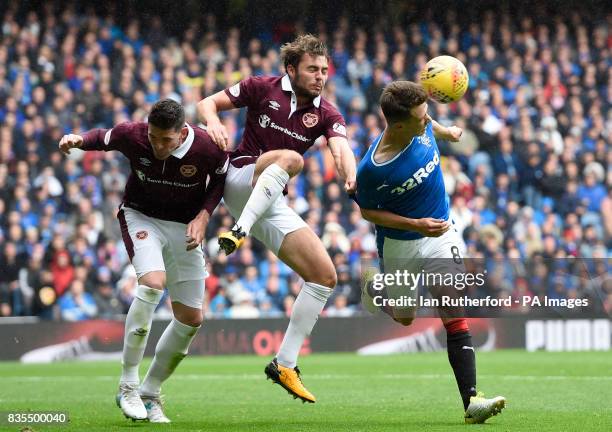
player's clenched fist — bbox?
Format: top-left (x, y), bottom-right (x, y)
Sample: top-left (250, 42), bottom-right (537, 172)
top-left (413, 217), bottom-right (451, 237)
top-left (344, 178), bottom-right (357, 194)
top-left (58, 134), bottom-right (84, 155)
top-left (446, 126), bottom-right (463, 142)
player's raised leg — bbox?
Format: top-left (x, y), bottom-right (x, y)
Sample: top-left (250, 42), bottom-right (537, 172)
top-left (116, 271), bottom-right (164, 421)
top-left (263, 227), bottom-right (336, 403)
top-left (362, 237), bottom-right (421, 322)
top-left (218, 150), bottom-right (302, 255)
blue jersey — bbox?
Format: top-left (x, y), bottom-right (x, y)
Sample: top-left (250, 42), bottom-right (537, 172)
top-left (355, 122), bottom-right (450, 248)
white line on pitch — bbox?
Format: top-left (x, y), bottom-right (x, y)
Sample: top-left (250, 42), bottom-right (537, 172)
top-left (2, 373), bottom-right (611, 382)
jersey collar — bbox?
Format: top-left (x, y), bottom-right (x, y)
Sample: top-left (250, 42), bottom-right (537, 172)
top-left (171, 123), bottom-right (194, 159)
top-left (281, 75), bottom-right (321, 118)
top-left (370, 130), bottom-right (415, 166)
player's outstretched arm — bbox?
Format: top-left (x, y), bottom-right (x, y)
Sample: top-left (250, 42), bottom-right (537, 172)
top-left (360, 208), bottom-right (451, 237)
top-left (430, 116), bottom-right (462, 142)
top-left (58, 133), bottom-right (84, 155)
top-left (197, 91), bottom-right (236, 151)
top-left (328, 137), bottom-right (357, 193)
top-left (59, 126), bottom-right (128, 154)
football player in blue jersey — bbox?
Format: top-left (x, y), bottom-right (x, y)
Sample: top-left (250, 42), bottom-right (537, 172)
top-left (355, 81), bottom-right (505, 424)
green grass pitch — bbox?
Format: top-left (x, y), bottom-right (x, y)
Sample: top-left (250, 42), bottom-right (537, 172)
top-left (1, 350), bottom-right (610, 431)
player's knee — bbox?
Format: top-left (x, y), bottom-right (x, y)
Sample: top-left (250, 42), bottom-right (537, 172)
top-left (187, 316), bottom-right (204, 328)
top-left (278, 150), bottom-right (304, 176)
top-left (146, 283), bottom-right (165, 292)
top-left (316, 269), bottom-right (337, 288)
top-left (303, 267), bottom-right (337, 288)
top-left (139, 274), bottom-right (166, 292)
top-left (175, 311), bottom-right (203, 328)
top-left (393, 317), bottom-right (415, 326)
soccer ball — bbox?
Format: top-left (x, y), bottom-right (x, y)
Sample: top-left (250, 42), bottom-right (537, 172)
top-left (419, 55), bottom-right (469, 104)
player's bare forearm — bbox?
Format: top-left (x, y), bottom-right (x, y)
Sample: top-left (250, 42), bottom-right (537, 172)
top-left (360, 208), bottom-right (417, 231)
top-left (192, 209), bottom-right (210, 232)
top-left (340, 144), bottom-right (357, 180)
top-left (431, 118), bottom-right (462, 142)
top-left (192, 209), bottom-right (210, 235)
top-left (197, 97), bottom-right (219, 125)
top-left (430, 117), bottom-right (446, 138)
top-left (360, 208), bottom-right (450, 237)
top-left (329, 137), bottom-right (357, 193)
top-left (342, 151), bottom-right (357, 193)
top-left (198, 91), bottom-right (236, 123)
top-left (329, 142), bottom-right (345, 177)
top-left (193, 209), bottom-right (210, 221)
top-left (198, 91), bottom-right (236, 150)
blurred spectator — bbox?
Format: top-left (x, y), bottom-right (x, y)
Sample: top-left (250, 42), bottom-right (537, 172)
top-left (50, 250), bottom-right (74, 297)
top-left (209, 285), bottom-right (230, 319)
top-left (93, 279), bottom-right (123, 318)
top-left (58, 279), bottom-right (98, 321)
top-left (228, 291), bottom-right (260, 319)
top-left (325, 294), bottom-right (356, 317)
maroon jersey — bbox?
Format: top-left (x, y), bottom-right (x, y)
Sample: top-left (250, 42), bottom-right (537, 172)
top-left (82, 122), bottom-right (228, 224)
top-left (225, 75), bottom-right (347, 158)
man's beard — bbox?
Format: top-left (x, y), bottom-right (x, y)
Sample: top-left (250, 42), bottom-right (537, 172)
top-left (292, 73), bottom-right (321, 99)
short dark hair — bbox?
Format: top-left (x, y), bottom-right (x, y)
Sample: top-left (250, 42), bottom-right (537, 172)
top-left (280, 34), bottom-right (328, 72)
top-left (379, 81), bottom-right (428, 124)
top-left (148, 99), bottom-right (185, 131)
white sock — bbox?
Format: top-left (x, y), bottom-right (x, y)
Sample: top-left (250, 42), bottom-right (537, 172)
top-left (276, 282), bottom-right (332, 369)
top-left (139, 318), bottom-right (201, 397)
top-left (236, 163), bottom-right (290, 235)
top-left (120, 285), bottom-right (164, 384)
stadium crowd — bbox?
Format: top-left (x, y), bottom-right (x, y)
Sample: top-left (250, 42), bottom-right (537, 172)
top-left (0, 2), bottom-right (610, 320)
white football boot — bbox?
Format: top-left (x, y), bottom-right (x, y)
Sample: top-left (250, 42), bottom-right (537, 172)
top-left (116, 382), bottom-right (147, 420)
top-left (141, 395), bottom-right (171, 423)
top-left (464, 392), bottom-right (506, 424)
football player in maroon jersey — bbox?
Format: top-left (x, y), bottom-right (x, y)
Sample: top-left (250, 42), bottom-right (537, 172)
top-left (198, 34), bottom-right (356, 403)
top-left (59, 99), bottom-right (228, 422)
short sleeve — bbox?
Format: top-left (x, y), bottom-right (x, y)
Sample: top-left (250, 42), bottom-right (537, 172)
top-left (355, 166), bottom-right (381, 210)
top-left (224, 76), bottom-right (265, 109)
top-left (102, 123), bottom-right (132, 151)
top-left (323, 114), bottom-right (347, 140)
top-left (80, 122), bottom-right (132, 152)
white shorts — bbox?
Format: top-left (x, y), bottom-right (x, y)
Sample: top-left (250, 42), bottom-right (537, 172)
top-left (381, 227), bottom-right (467, 316)
top-left (118, 207), bottom-right (207, 308)
top-left (223, 159), bottom-right (308, 254)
